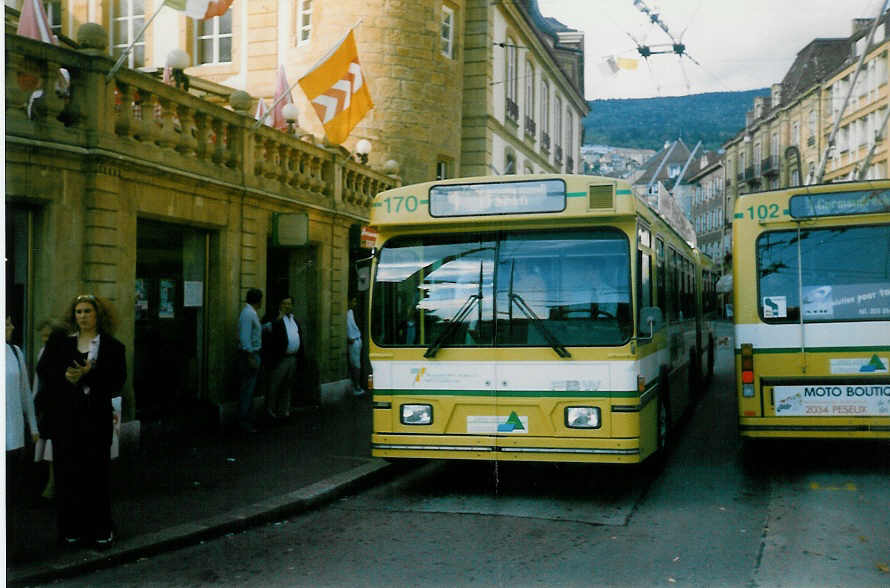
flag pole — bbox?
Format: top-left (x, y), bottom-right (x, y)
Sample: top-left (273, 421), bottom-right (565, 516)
top-left (106, 0), bottom-right (169, 82)
top-left (253, 18), bottom-right (364, 130)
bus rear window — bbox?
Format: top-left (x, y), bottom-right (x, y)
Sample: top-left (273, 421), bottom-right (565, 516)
top-left (756, 224), bottom-right (890, 322)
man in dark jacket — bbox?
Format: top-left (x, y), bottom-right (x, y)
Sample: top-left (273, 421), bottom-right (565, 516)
top-left (262, 296), bottom-right (306, 419)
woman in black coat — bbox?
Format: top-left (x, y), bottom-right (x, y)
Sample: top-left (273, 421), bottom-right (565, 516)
top-left (37, 294), bottom-right (126, 549)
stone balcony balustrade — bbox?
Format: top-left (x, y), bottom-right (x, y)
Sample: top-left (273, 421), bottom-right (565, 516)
top-left (5, 26), bottom-right (398, 216)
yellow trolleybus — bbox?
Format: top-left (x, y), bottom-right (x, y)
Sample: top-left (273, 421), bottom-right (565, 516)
top-left (367, 174), bottom-right (716, 464)
top-left (732, 181), bottom-right (890, 439)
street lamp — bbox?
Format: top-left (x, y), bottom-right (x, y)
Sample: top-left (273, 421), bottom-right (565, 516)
top-left (282, 103), bottom-right (300, 134)
top-left (166, 49), bottom-right (190, 91)
top-left (355, 139), bottom-right (371, 164)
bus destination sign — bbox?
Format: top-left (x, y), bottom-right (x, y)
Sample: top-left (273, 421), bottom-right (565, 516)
top-left (789, 189), bottom-right (890, 219)
top-left (429, 179), bottom-right (566, 217)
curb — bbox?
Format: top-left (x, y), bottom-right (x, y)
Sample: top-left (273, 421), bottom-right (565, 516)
top-left (8, 459), bottom-right (394, 586)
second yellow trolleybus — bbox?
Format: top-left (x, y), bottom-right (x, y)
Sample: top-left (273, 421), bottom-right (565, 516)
top-left (732, 180), bottom-right (890, 439)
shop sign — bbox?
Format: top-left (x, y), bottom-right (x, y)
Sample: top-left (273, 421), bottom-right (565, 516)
top-left (360, 225), bottom-right (378, 249)
top-left (273, 213), bottom-right (309, 246)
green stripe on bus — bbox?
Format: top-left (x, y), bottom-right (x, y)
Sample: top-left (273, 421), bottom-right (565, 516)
top-left (420, 200), bottom-right (429, 204)
top-left (566, 191), bottom-right (586, 198)
top-left (373, 202), bottom-right (382, 207)
top-left (735, 345), bottom-right (890, 354)
top-left (616, 189), bottom-right (632, 195)
top-left (375, 389), bottom-right (639, 398)
top-left (734, 213), bottom-right (744, 219)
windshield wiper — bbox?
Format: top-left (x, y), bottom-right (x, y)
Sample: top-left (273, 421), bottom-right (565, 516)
top-left (510, 293), bottom-right (571, 358)
top-left (424, 294), bottom-right (481, 358)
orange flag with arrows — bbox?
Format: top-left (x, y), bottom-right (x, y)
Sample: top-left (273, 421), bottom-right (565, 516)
top-left (299, 29), bottom-right (373, 145)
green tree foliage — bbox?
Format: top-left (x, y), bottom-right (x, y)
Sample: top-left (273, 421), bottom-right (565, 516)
top-left (582, 89), bottom-right (770, 151)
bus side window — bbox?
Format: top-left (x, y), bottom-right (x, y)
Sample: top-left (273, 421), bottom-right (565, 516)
top-left (668, 248), bottom-right (678, 321)
top-left (655, 237), bottom-right (665, 320)
top-left (636, 249), bottom-right (652, 328)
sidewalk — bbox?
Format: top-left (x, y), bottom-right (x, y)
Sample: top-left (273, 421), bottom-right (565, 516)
top-left (6, 392), bottom-right (392, 586)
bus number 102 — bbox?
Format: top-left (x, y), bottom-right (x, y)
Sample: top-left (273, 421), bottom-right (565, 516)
top-left (746, 204), bottom-right (780, 220)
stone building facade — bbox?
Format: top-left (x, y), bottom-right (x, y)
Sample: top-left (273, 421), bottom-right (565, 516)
top-left (5, 25), bottom-right (396, 437)
top-left (723, 16), bottom-right (889, 213)
top-left (686, 152), bottom-right (727, 270)
top-left (42, 0), bottom-right (585, 185)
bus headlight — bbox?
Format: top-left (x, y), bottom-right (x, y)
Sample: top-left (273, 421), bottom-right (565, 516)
top-left (401, 404), bottom-right (433, 425)
top-left (565, 406), bottom-right (601, 429)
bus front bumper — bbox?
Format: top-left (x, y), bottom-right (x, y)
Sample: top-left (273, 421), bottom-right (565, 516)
top-left (371, 434), bottom-right (643, 464)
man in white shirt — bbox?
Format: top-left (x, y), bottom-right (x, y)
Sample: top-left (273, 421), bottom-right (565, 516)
top-left (262, 296), bottom-right (305, 419)
top-left (237, 288), bottom-right (263, 432)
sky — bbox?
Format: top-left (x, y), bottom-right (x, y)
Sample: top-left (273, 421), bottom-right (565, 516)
top-left (537, 0), bottom-right (883, 100)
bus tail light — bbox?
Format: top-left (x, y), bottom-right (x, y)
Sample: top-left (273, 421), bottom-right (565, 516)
top-left (637, 375), bottom-right (646, 394)
top-left (367, 373), bottom-right (374, 391)
top-left (741, 343), bottom-right (755, 397)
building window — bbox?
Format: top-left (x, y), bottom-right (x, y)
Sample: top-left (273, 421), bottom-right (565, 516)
top-left (196, 10), bottom-right (232, 64)
top-left (554, 96), bottom-right (562, 147)
top-left (505, 36), bottom-right (518, 122)
top-left (566, 110), bottom-right (573, 151)
top-left (540, 79), bottom-right (550, 150)
top-left (668, 163), bottom-right (681, 178)
top-left (524, 60), bottom-right (535, 134)
top-left (436, 160), bottom-right (449, 180)
top-left (753, 142), bottom-right (761, 175)
top-left (111, 0), bottom-right (145, 69)
top-left (524, 163), bottom-right (534, 175)
top-left (297, 0), bottom-right (312, 46)
top-left (505, 150), bottom-right (516, 175)
top-left (44, 1), bottom-right (62, 37)
top-left (440, 5), bottom-right (454, 58)
top-left (791, 121), bottom-right (800, 146)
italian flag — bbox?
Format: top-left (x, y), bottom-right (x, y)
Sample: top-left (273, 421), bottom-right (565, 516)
top-left (166, 0), bottom-right (234, 20)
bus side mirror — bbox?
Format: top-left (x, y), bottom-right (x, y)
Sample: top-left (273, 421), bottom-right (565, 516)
top-left (639, 306), bottom-right (664, 339)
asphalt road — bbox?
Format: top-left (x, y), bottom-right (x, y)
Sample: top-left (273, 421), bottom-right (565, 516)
top-left (45, 324), bottom-right (890, 587)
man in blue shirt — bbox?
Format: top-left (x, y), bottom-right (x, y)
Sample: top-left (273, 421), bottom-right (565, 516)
top-left (237, 288), bottom-right (263, 432)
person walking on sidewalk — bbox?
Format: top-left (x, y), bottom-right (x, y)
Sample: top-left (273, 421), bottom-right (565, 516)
top-left (346, 296), bottom-right (365, 396)
top-left (36, 295), bottom-right (126, 550)
top-left (237, 288), bottom-right (263, 432)
top-left (262, 295), bottom-right (305, 419)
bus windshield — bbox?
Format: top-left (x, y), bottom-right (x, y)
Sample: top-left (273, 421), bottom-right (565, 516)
top-left (371, 228), bottom-right (632, 347)
top-left (757, 223), bottom-right (890, 322)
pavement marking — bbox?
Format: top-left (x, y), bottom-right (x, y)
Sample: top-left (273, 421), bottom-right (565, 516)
top-left (808, 481), bottom-right (857, 492)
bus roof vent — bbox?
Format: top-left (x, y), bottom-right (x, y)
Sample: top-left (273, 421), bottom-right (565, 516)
top-left (588, 185), bottom-right (615, 209)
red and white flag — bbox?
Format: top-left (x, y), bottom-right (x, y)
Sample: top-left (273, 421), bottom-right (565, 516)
top-left (17, 0), bottom-right (57, 44)
top-left (271, 65), bottom-right (294, 132)
top-left (299, 29), bottom-right (373, 145)
top-left (166, 0), bottom-right (234, 20)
